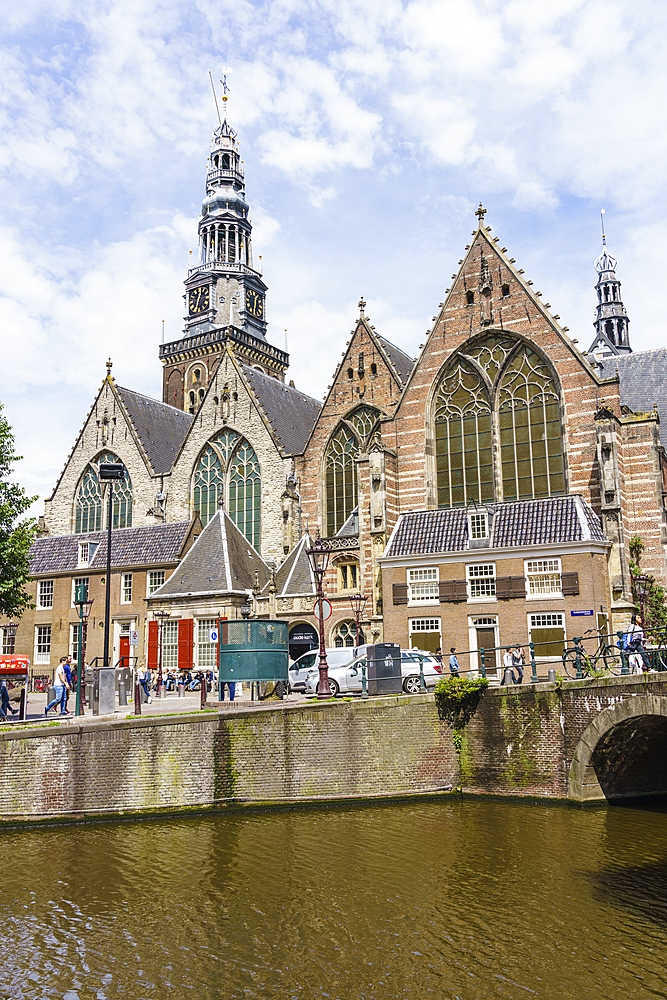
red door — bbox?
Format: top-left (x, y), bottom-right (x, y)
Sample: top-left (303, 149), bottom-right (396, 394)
top-left (119, 634), bottom-right (130, 667)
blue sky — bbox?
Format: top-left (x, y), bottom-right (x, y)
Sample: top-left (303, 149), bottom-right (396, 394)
top-left (2, 0), bottom-right (666, 515)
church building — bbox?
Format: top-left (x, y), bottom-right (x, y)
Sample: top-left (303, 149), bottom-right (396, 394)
top-left (3, 110), bottom-right (667, 678)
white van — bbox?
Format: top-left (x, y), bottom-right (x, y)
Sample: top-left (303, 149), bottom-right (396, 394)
top-left (288, 645), bottom-right (370, 693)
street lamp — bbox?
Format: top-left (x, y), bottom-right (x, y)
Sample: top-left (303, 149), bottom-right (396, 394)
top-left (3, 622), bottom-right (17, 654)
top-left (154, 610), bottom-right (171, 697)
top-left (348, 593), bottom-right (367, 648)
top-left (240, 602), bottom-right (252, 620)
top-left (634, 574), bottom-right (652, 627)
top-left (73, 583), bottom-right (94, 716)
top-left (306, 529), bottom-right (332, 699)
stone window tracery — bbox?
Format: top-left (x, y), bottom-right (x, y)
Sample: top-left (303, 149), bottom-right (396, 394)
top-left (74, 451), bottom-right (132, 533)
top-left (434, 336), bottom-right (565, 507)
top-left (192, 430), bottom-right (261, 548)
top-left (325, 406), bottom-right (382, 536)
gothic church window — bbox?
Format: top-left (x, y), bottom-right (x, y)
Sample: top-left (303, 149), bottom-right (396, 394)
top-left (192, 430), bottom-right (261, 548)
top-left (325, 406), bottom-right (381, 536)
top-left (434, 336), bottom-right (565, 507)
top-left (74, 451), bottom-right (132, 533)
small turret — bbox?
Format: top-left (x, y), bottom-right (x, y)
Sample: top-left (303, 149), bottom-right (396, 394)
top-left (587, 211), bottom-right (631, 360)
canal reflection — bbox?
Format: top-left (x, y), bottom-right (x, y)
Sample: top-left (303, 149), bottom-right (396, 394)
top-left (1, 798), bottom-right (666, 999)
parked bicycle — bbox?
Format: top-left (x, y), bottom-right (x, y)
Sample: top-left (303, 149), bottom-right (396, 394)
top-left (562, 628), bottom-right (622, 678)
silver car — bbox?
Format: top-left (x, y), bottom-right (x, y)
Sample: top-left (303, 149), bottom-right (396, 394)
top-left (304, 648), bottom-right (442, 696)
top-left (288, 645), bottom-right (371, 693)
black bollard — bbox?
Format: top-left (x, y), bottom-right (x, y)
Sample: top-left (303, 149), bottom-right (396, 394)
top-left (200, 674), bottom-right (207, 710)
top-left (134, 680), bottom-right (141, 715)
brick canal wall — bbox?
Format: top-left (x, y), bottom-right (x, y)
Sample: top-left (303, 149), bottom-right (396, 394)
top-left (2, 676), bottom-right (666, 825)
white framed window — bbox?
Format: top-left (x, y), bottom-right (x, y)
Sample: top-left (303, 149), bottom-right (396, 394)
top-left (525, 558), bottom-right (562, 598)
top-left (409, 617), bottom-right (442, 654)
top-left (121, 573), bottom-right (133, 604)
top-left (148, 570), bottom-right (165, 595)
top-left (72, 577), bottom-right (90, 607)
top-left (528, 612), bottom-right (565, 658)
top-left (467, 563), bottom-right (496, 600)
top-left (1, 627), bottom-right (16, 655)
top-left (468, 512), bottom-right (489, 540)
top-left (197, 618), bottom-right (217, 668)
top-left (37, 580), bottom-right (54, 609)
top-left (161, 620), bottom-right (179, 671)
top-left (35, 625), bottom-right (51, 664)
top-left (337, 562), bottom-right (359, 592)
top-left (77, 541), bottom-right (98, 568)
top-left (408, 567), bottom-right (439, 604)
top-left (69, 623), bottom-right (82, 664)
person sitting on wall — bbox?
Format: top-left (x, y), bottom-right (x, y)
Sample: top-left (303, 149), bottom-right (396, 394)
top-left (448, 648), bottom-right (460, 678)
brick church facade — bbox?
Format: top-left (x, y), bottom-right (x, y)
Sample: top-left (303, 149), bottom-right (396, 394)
top-left (3, 113), bottom-right (667, 676)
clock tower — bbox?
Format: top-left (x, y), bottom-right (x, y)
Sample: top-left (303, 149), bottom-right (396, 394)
top-left (160, 112), bottom-right (288, 411)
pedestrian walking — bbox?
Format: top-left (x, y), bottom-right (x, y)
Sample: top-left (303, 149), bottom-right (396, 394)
top-left (0, 681), bottom-right (17, 722)
top-left (624, 614), bottom-right (651, 672)
top-left (63, 655), bottom-right (73, 710)
top-left (139, 662), bottom-right (152, 704)
top-left (45, 657), bottom-right (71, 716)
top-left (448, 647), bottom-right (460, 678)
top-left (512, 646), bottom-right (525, 685)
top-left (501, 647), bottom-right (515, 685)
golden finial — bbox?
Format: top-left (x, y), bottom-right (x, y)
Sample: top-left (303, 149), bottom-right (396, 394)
top-left (475, 203), bottom-right (487, 227)
top-left (106, 358), bottom-right (113, 380)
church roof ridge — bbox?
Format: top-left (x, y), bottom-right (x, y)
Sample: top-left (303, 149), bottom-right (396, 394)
top-left (239, 363), bottom-right (321, 456)
top-left (115, 384), bottom-right (194, 476)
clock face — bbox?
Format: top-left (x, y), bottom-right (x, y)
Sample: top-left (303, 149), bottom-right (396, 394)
top-left (245, 288), bottom-right (264, 319)
top-left (188, 285), bottom-right (210, 315)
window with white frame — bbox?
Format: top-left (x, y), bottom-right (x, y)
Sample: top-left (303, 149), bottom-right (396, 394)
top-left (148, 570), bottom-right (165, 595)
top-left (161, 620), bottom-right (179, 671)
top-left (37, 580), bottom-right (54, 609)
top-left (35, 625), bottom-right (51, 663)
top-left (468, 512), bottom-right (489, 540)
top-left (69, 623), bottom-right (82, 664)
top-left (72, 577), bottom-right (90, 606)
top-left (408, 567), bottom-right (439, 603)
top-left (529, 613), bottom-right (565, 658)
top-left (2, 627), bottom-right (16, 655)
top-left (197, 618), bottom-right (217, 668)
top-left (77, 541), bottom-right (98, 568)
top-left (409, 617), bottom-right (442, 653)
top-left (525, 558), bottom-right (562, 597)
top-left (467, 563), bottom-right (496, 599)
top-left (121, 573), bottom-right (133, 604)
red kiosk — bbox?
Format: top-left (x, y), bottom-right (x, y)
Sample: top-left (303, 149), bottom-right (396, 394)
top-left (0, 654), bottom-right (29, 721)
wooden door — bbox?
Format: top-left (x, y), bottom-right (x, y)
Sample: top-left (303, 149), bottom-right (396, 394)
top-left (476, 628), bottom-right (497, 675)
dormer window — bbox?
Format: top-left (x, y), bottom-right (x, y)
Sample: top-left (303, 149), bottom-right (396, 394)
top-left (78, 541), bottom-right (98, 568)
top-left (468, 512), bottom-right (489, 541)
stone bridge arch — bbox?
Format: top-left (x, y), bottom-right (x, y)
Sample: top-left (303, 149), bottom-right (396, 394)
top-left (568, 695), bottom-right (667, 803)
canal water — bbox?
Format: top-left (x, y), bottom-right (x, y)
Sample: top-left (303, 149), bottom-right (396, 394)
top-left (1, 798), bottom-right (666, 999)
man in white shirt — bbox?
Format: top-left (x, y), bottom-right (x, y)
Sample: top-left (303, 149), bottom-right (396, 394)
top-left (45, 657), bottom-right (71, 716)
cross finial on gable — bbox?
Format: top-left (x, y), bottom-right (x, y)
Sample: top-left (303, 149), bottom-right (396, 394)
top-left (475, 203), bottom-right (487, 228)
top-left (358, 296), bottom-right (366, 317)
top-left (106, 358), bottom-right (113, 381)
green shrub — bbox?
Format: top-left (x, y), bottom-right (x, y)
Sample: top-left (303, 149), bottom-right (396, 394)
top-left (434, 675), bottom-right (488, 729)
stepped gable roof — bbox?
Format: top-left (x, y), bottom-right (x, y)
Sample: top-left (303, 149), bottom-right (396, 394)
top-left (266, 535), bottom-right (315, 597)
top-left (116, 386), bottom-right (193, 475)
top-left (385, 496), bottom-right (606, 557)
top-left (148, 510), bottom-right (270, 599)
top-left (240, 365), bottom-right (321, 455)
top-left (376, 335), bottom-right (415, 385)
top-left (29, 522), bottom-right (192, 575)
top-left (598, 349), bottom-right (667, 428)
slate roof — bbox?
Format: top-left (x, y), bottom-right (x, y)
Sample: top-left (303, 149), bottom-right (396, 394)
top-left (376, 335), bottom-right (415, 385)
top-left (240, 365), bottom-right (321, 455)
top-left (385, 496), bottom-right (606, 557)
top-left (149, 510), bottom-right (270, 598)
top-left (598, 349), bottom-right (667, 429)
top-left (266, 534), bottom-right (315, 597)
top-left (29, 522), bottom-right (192, 575)
top-left (337, 507), bottom-right (359, 537)
top-left (116, 386), bottom-right (193, 475)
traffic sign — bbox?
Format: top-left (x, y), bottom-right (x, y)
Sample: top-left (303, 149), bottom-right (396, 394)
top-left (210, 628), bottom-right (219, 642)
top-left (313, 598), bottom-right (333, 621)
top-left (129, 630), bottom-right (139, 646)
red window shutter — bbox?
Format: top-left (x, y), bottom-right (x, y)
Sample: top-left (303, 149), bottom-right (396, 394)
top-left (393, 583), bottom-right (408, 605)
top-left (178, 619), bottom-right (194, 671)
top-left (147, 621), bottom-right (158, 670)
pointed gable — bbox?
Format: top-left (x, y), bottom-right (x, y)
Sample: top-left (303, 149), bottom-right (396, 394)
top-left (267, 534), bottom-right (315, 597)
top-left (148, 509), bottom-right (270, 599)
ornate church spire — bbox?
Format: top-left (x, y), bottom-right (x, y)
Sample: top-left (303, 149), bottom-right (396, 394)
top-left (588, 210), bottom-right (631, 359)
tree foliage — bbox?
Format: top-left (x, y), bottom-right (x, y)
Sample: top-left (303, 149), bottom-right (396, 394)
top-left (629, 534), bottom-right (667, 636)
top-left (0, 403), bottom-right (38, 619)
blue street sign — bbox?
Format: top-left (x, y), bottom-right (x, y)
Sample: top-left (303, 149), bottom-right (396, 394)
top-left (210, 629), bottom-right (219, 642)
top-left (570, 610), bottom-right (594, 617)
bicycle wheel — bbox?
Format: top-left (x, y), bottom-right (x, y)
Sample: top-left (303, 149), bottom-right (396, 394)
top-left (563, 650), bottom-right (591, 679)
top-left (602, 645), bottom-right (622, 675)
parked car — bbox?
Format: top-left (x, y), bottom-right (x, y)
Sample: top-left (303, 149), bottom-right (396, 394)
top-left (304, 648), bottom-right (442, 696)
top-left (288, 645), bottom-right (371, 693)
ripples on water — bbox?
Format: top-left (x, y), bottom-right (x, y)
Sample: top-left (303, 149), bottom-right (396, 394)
top-left (1, 798), bottom-right (666, 999)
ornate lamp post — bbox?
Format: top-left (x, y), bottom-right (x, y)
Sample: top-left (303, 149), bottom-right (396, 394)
top-left (154, 610), bottom-right (171, 696)
top-left (634, 574), bottom-right (652, 628)
top-left (73, 582), bottom-right (94, 716)
top-left (306, 529), bottom-right (332, 699)
top-left (348, 593), bottom-right (367, 648)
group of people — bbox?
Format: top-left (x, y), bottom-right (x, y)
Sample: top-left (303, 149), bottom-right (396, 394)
top-left (442, 645), bottom-right (525, 684)
top-left (137, 664), bottom-right (215, 703)
top-left (45, 655), bottom-right (80, 716)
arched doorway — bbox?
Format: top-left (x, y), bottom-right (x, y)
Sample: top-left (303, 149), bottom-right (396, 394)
top-left (569, 696), bottom-right (667, 802)
top-left (289, 622), bottom-right (318, 662)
